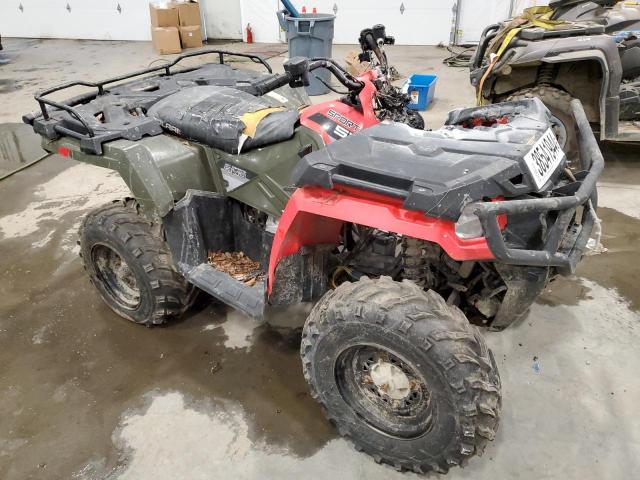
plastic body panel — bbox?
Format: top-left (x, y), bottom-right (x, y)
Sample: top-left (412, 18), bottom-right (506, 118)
top-left (46, 135), bottom-right (216, 218)
top-left (300, 70), bottom-right (380, 144)
top-left (45, 125), bottom-right (324, 220)
top-left (294, 99), bottom-right (562, 221)
top-left (267, 185), bottom-right (496, 295)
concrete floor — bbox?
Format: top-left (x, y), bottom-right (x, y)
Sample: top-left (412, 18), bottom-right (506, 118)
top-left (0, 37), bottom-right (639, 480)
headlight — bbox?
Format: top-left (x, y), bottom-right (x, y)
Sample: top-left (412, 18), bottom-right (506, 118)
top-left (455, 203), bottom-right (484, 239)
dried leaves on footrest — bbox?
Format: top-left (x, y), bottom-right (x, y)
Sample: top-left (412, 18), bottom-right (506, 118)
top-left (207, 251), bottom-right (264, 285)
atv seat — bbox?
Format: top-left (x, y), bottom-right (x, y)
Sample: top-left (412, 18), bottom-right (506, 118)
top-left (147, 86), bottom-right (299, 154)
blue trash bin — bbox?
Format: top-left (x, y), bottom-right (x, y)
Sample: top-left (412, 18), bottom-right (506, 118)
top-left (403, 74), bottom-right (438, 111)
top-left (277, 11), bottom-right (335, 96)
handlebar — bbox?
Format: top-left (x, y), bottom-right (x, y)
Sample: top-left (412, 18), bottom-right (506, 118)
top-left (308, 59), bottom-right (364, 90)
top-left (358, 24), bottom-right (394, 72)
top-left (251, 56), bottom-right (364, 97)
top-left (252, 74), bottom-right (292, 96)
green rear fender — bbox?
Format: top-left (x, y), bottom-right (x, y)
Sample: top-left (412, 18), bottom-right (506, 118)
top-left (44, 134), bottom-right (221, 219)
top-left (44, 126), bottom-right (324, 220)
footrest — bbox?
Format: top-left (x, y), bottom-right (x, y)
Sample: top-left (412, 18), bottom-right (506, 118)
top-left (183, 263), bottom-right (265, 319)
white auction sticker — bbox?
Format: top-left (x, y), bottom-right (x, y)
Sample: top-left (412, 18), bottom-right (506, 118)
top-left (523, 128), bottom-right (565, 190)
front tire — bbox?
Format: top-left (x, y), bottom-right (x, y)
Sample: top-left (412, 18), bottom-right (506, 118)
top-left (79, 199), bottom-right (196, 326)
top-left (301, 277), bottom-right (501, 474)
top-left (506, 85), bottom-right (579, 167)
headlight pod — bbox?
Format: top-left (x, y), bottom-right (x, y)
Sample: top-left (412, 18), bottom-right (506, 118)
top-left (455, 202), bottom-right (484, 239)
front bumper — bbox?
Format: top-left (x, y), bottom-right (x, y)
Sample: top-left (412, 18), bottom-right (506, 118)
top-left (472, 100), bottom-right (603, 275)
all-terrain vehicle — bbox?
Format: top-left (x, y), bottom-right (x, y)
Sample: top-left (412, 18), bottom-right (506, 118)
top-left (471, 0), bottom-right (640, 162)
top-left (25, 40), bottom-right (602, 473)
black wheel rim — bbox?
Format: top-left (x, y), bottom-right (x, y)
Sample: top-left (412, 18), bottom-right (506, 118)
top-left (335, 345), bottom-right (434, 439)
top-left (91, 244), bottom-right (141, 309)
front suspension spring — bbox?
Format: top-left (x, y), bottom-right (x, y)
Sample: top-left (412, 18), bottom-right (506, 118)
top-left (402, 237), bottom-right (426, 286)
top-left (538, 63), bottom-right (555, 85)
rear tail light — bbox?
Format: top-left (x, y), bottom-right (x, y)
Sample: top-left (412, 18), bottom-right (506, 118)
top-left (58, 146), bottom-right (71, 157)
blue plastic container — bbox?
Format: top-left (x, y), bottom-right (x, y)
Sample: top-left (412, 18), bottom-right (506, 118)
top-left (403, 74), bottom-right (438, 111)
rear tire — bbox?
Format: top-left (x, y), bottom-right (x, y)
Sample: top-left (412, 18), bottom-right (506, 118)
top-left (507, 85), bottom-right (579, 167)
top-left (301, 277), bottom-right (501, 474)
top-left (79, 199), bottom-right (196, 326)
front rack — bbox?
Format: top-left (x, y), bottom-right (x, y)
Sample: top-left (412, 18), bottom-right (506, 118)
top-left (28, 49), bottom-right (273, 138)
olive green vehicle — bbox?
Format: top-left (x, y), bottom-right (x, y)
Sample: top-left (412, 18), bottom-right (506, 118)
top-left (471, 0), bottom-right (640, 162)
top-left (24, 49), bottom-right (603, 473)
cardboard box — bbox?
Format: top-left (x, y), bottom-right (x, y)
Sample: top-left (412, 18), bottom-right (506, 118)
top-left (345, 50), bottom-right (370, 76)
top-left (174, 1), bottom-right (201, 27)
top-left (179, 25), bottom-right (203, 48)
top-left (151, 27), bottom-right (181, 54)
top-left (149, 3), bottom-right (179, 27)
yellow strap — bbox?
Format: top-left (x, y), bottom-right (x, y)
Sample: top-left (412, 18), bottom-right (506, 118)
top-left (494, 6), bottom-right (563, 59)
top-left (496, 27), bottom-right (522, 57)
top-left (523, 6), bottom-right (553, 15)
top-left (477, 5), bottom-right (564, 105)
top-left (522, 6), bottom-right (564, 29)
top-left (240, 107), bottom-right (284, 138)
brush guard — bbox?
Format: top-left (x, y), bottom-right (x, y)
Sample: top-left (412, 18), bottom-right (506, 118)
top-left (473, 100), bottom-right (602, 275)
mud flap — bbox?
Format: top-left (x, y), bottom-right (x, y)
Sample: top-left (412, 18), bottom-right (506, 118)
top-left (491, 264), bottom-right (549, 330)
top-left (269, 244), bottom-right (333, 306)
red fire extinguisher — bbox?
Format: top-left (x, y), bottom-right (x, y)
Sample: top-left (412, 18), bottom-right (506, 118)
top-left (246, 23), bottom-right (253, 44)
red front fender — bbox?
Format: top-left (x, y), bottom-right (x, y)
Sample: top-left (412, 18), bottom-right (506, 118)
top-left (267, 186), bottom-right (497, 295)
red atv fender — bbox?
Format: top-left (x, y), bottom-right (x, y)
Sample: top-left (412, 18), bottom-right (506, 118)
top-left (300, 71), bottom-right (380, 144)
top-left (267, 186), bottom-right (500, 295)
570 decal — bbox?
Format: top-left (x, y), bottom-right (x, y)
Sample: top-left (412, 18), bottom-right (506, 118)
top-left (308, 109), bottom-right (362, 140)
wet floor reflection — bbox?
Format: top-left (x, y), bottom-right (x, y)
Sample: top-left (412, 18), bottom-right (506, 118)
top-left (0, 122), bottom-right (47, 178)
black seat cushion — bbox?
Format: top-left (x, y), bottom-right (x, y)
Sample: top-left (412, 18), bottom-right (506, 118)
top-left (147, 86), bottom-right (299, 153)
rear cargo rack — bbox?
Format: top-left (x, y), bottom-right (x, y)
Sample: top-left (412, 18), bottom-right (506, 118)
top-left (27, 49), bottom-right (272, 138)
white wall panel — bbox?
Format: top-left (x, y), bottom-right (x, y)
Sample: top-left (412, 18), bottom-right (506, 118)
top-left (457, 0), bottom-right (511, 44)
top-left (240, 0), bottom-right (456, 45)
top-left (0, 0), bottom-right (548, 45)
top-left (0, 0), bottom-right (152, 41)
top-left (239, 0), bottom-right (282, 43)
top-left (203, 0), bottom-right (242, 39)
top-left (456, 0), bottom-right (551, 44)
